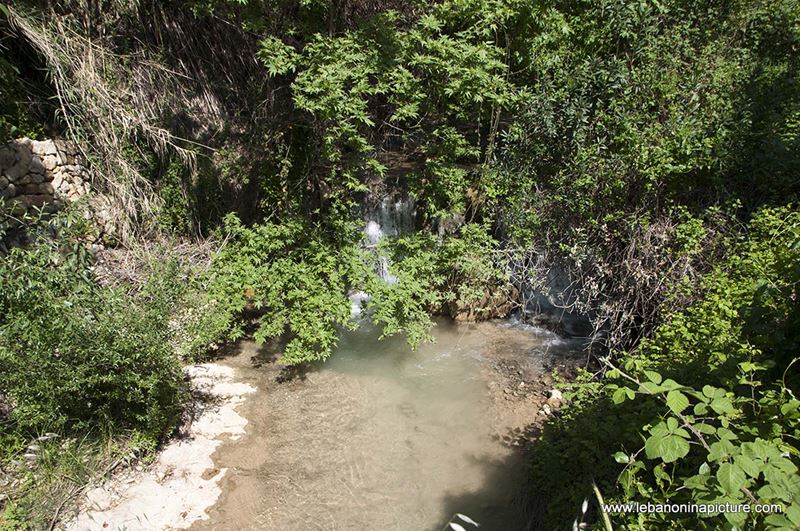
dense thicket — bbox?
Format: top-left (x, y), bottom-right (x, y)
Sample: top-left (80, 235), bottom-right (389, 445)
top-left (1, 0), bottom-right (798, 528)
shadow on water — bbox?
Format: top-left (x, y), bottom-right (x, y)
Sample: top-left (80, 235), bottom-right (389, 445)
top-left (434, 451), bottom-right (533, 531)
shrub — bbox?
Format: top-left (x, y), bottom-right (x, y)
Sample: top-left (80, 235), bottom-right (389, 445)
top-left (367, 223), bottom-right (509, 346)
top-left (529, 207), bottom-right (800, 529)
top-left (0, 215), bottom-right (187, 442)
top-left (205, 213), bottom-right (365, 364)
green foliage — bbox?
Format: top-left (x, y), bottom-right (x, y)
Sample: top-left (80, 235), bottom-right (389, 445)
top-left (206, 213), bottom-right (366, 364)
top-left (529, 207), bottom-right (800, 529)
top-left (258, 35), bottom-right (301, 76)
top-left (157, 155), bottom-right (194, 234)
top-left (0, 212), bottom-right (187, 442)
top-left (1, 433), bottom-right (130, 530)
top-left (257, 1), bottom-right (518, 224)
top-left (4, 1), bottom-right (798, 527)
top-left (497, 0), bottom-right (800, 238)
top-left (0, 51), bottom-right (43, 140)
top-left (367, 223), bottom-right (508, 346)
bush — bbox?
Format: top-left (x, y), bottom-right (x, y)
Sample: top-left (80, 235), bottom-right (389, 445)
top-left (0, 215), bottom-right (187, 442)
top-left (529, 207), bottom-right (800, 529)
top-left (367, 223), bottom-right (510, 346)
top-left (205, 213), bottom-right (365, 364)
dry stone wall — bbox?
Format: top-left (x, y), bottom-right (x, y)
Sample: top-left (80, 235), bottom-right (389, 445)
top-left (0, 137), bottom-right (91, 214)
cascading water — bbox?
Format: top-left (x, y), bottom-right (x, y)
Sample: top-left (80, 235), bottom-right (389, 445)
top-left (364, 196), bottom-right (416, 283)
top-left (350, 196), bottom-right (416, 316)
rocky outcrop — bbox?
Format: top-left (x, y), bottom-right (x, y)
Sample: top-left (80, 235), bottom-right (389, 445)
top-left (0, 138), bottom-right (91, 215)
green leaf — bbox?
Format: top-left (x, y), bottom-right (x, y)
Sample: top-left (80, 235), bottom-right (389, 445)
top-left (639, 382), bottom-right (665, 394)
top-left (786, 504), bottom-right (800, 525)
top-left (666, 390), bottom-right (690, 414)
top-left (734, 454), bottom-right (760, 479)
top-left (741, 440), bottom-right (768, 461)
top-left (708, 440), bottom-right (736, 462)
top-left (644, 370), bottom-right (663, 384)
top-left (723, 506), bottom-right (747, 527)
top-left (613, 451), bottom-right (630, 464)
top-left (695, 422), bottom-right (716, 434)
top-left (660, 378), bottom-right (683, 391)
top-left (645, 432), bottom-right (690, 463)
top-left (780, 400), bottom-right (800, 416)
top-left (710, 396), bottom-right (735, 415)
top-left (666, 416), bottom-right (679, 431)
top-left (717, 462), bottom-right (746, 494)
top-left (703, 385), bottom-right (725, 399)
top-left (716, 427), bottom-right (738, 441)
top-left (612, 387), bottom-right (628, 404)
top-left (765, 513), bottom-right (796, 528)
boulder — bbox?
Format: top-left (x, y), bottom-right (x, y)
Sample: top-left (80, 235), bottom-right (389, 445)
top-left (0, 146), bottom-right (14, 169)
top-left (43, 155), bottom-right (58, 171)
top-left (31, 139), bottom-right (57, 157)
top-left (448, 284), bottom-right (519, 321)
top-left (29, 156), bottom-right (45, 174)
top-left (5, 161), bottom-right (28, 181)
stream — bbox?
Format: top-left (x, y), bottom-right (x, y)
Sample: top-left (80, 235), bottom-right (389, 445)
top-left (193, 319), bottom-right (584, 531)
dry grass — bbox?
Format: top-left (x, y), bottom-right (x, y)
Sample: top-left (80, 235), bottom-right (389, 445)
top-left (0, 432), bottom-right (134, 530)
top-left (500, 213), bottom-right (730, 355)
top-left (6, 4), bottom-right (206, 242)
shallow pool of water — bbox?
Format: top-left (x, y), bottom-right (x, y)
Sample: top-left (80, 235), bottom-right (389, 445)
top-left (194, 319), bottom-right (582, 531)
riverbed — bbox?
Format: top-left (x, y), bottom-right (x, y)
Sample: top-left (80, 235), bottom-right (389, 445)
top-left (194, 319), bottom-right (583, 531)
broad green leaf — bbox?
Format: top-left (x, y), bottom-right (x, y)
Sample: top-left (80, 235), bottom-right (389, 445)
top-left (660, 378), bottom-right (682, 391)
top-left (703, 385), bottom-right (725, 399)
top-left (666, 417), bottom-right (679, 431)
top-left (734, 454), bottom-right (760, 478)
top-left (708, 440), bottom-right (736, 462)
top-left (645, 433), bottom-right (690, 463)
top-left (781, 400), bottom-right (800, 416)
top-left (644, 370), bottom-right (662, 384)
top-left (710, 397), bottom-right (735, 415)
top-left (785, 503), bottom-right (800, 525)
top-left (717, 462), bottom-right (746, 494)
top-left (716, 427), bottom-right (738, 441)
top-left (666, 390), bottom-right (690, 414)
top-left (612, 387), bottom-right (628, 404)
top-left (695, 422), bottom-right (716, 434)
top-left (639, 382), bottom-right (665, 394)
top-left (765, 513), bottom-right (795, 528)
top-left (723, 507), bottom-right (747, 527)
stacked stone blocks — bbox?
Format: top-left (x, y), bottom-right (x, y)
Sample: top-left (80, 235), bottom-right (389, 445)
top-left (0, 138), bottom-right (91, 213)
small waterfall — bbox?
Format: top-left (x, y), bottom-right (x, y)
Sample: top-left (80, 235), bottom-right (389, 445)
top-left (350, 196), bottom-right (416, 317)
top-left (364, 197), bottom-right (416, 283)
